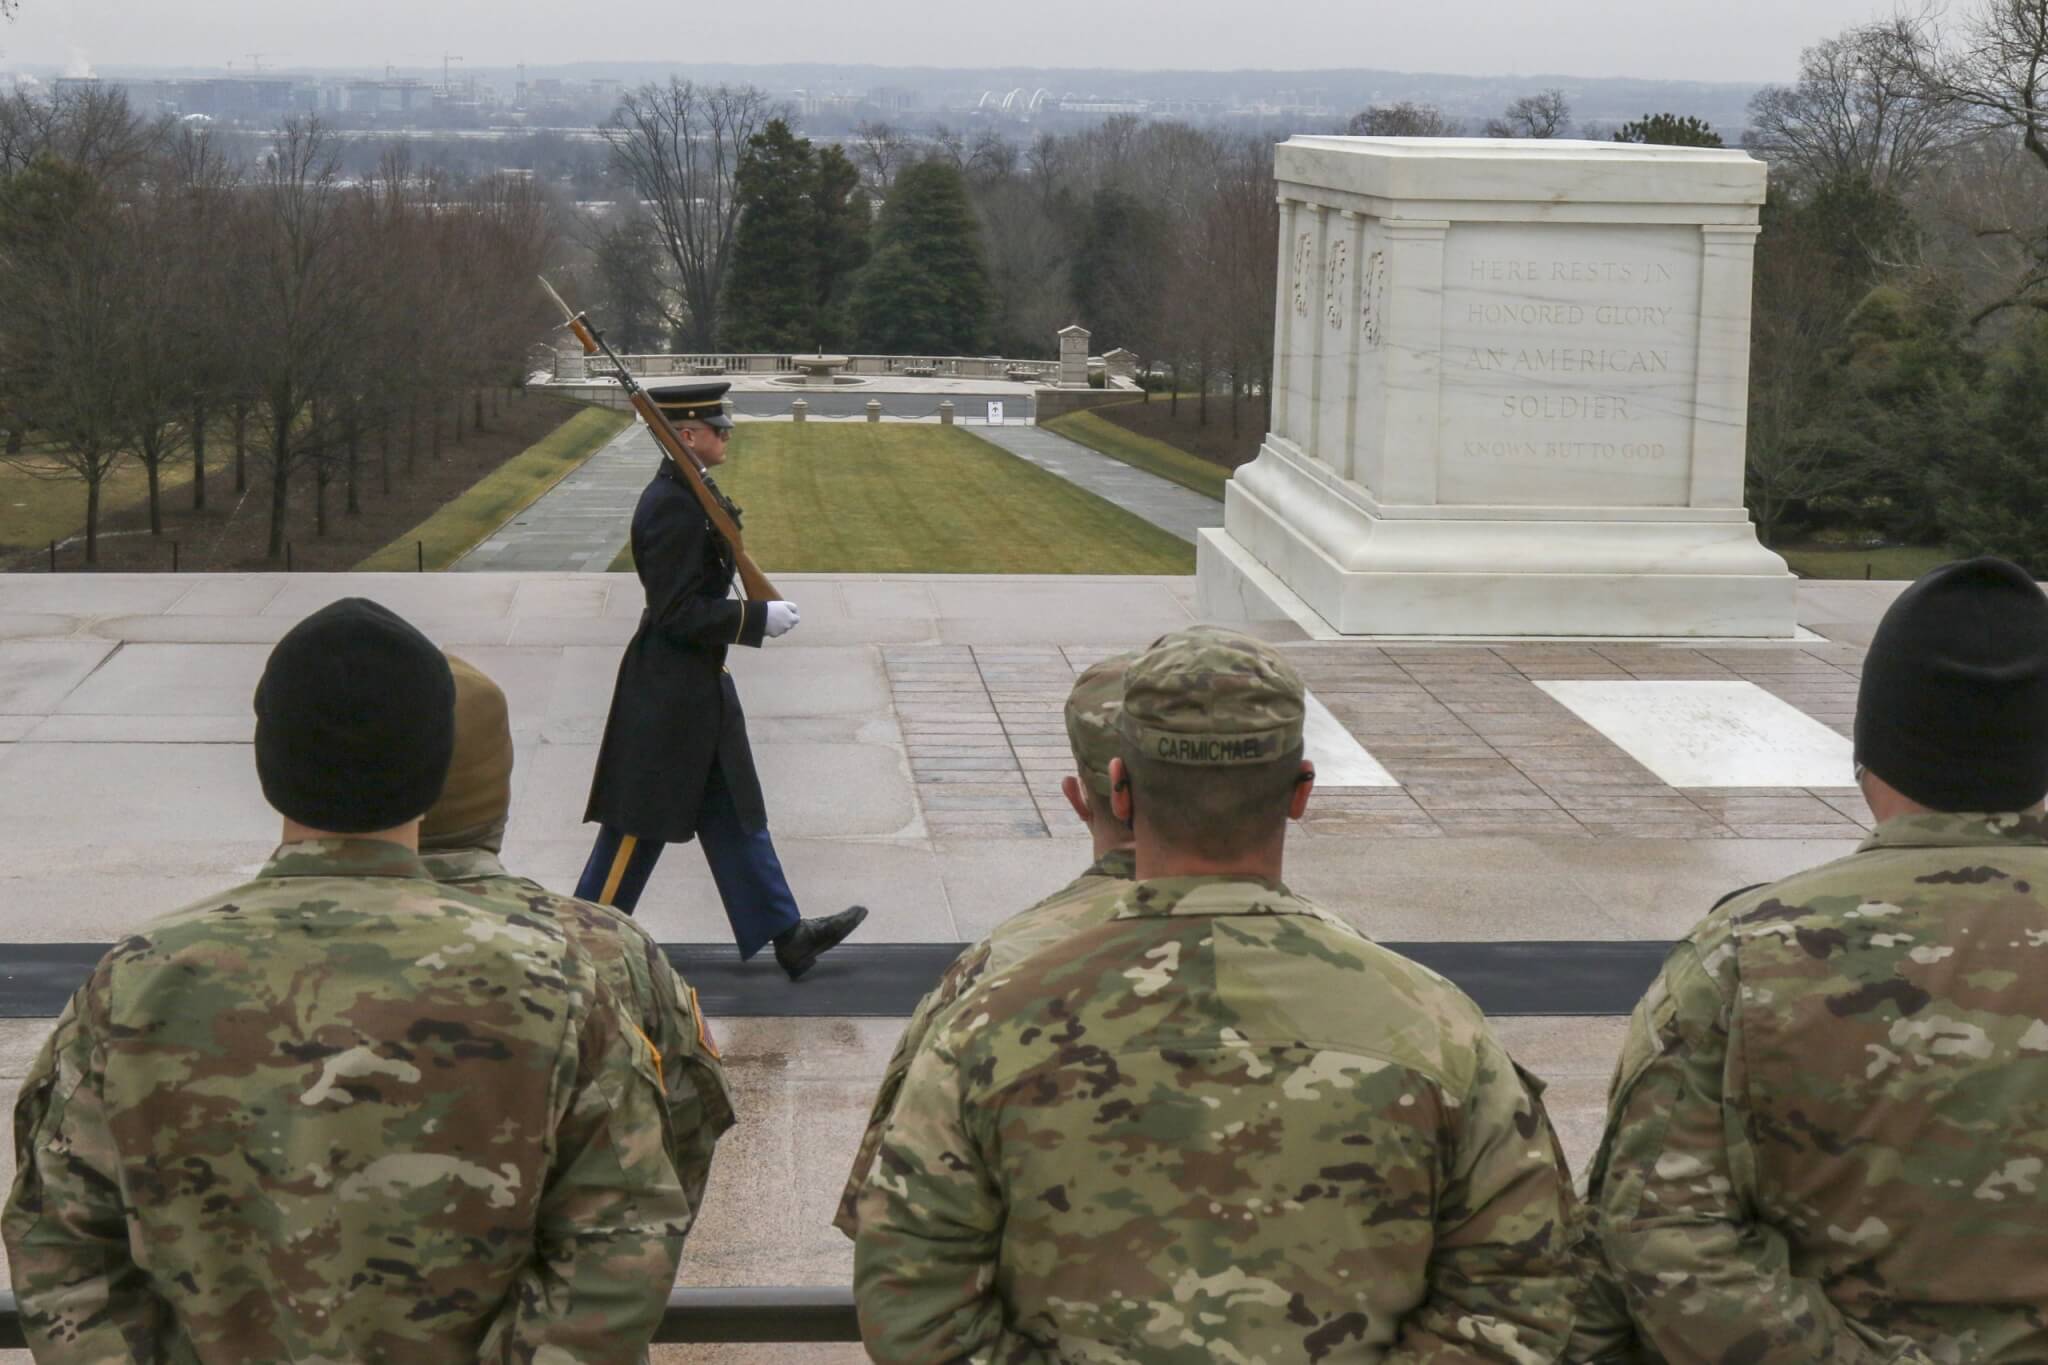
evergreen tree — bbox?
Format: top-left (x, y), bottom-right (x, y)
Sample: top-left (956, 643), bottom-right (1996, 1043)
top-left (1070, 187), bottom-right (1166, 357)
top-left (1612, 114), bottom-right (1724, 147)
top-left (1942, 317), bottom-right (2048, 572)
top-left (852, 157), bottom-right (991, 355)
top-left (812, 145), bottom-right (869, 348)
top-left (1806, 283), bottom-right (1975, 544)
top-left (721, 119), bottom-right (821, 353)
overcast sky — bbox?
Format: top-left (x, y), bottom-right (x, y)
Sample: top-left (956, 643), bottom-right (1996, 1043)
top-left (3, 0), bottom-right (1892, 82)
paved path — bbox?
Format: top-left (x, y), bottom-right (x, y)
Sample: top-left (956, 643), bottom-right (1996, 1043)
top-left (970, 424), bottom-right (1223, 544)
top-left (455, 422), bottom-right (657, 571)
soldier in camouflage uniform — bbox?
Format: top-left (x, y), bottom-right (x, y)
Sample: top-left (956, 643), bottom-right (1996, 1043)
top-left (4, 599), bottom-right (691, 1363)
top-left (835, 651), bottom-right (1138, 1239)
top-left (1577, 557), bottom-right (2048, 1364)
top-left (855, 625), bottom-right (1575, 1363)
top-left (421, 653), bottom-right (735, 1219)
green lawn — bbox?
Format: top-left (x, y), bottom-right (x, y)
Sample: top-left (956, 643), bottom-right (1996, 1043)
top-left (358, 405), bottom-right (632, 570)
top-left (1041, 409), bottom-right (1230, 501)
top-left (609, 424), bottom-right (1194, 574)
top-left (1777, 545), bottom-right (1954, 580)
top-left (0, 443), bottom-right (237, 554)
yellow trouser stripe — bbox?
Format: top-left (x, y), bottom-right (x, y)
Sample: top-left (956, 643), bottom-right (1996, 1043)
top-left (598, 834), bottom-right (638, 906)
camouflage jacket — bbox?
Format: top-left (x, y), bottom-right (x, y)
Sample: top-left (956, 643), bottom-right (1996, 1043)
top-left (422, 846), bottom-right (736, 1217)
top-left (853, 875), bottom-right (1575, 1365)
top-left (1579, 812), bottom-right (2048, 1364)
top-left (834, 848), bottom-right (1136, 1238)
top-left (3, 839), bottom-right (692, 1364)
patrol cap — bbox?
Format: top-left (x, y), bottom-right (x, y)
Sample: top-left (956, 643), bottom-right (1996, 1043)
top-left (1119, 625), bottom-right (1305, 766)
top-left (1067, 652), bottom-right (1135, 795)
top-left (419, 654), bottom-right (515, 852)
top-left (650, 381), bottom-right (733, 431)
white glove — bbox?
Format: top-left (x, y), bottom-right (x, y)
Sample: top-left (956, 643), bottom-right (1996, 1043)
top-left (764, 600), bottom-right (801, 639)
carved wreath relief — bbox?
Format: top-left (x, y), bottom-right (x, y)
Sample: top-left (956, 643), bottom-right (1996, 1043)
top-left (1359, 250), bottom-right (1387, 349)
top-left (1324, 238), bottom-right (1350, 332)
top-left (1291, 231), bottom-right (1314, 319)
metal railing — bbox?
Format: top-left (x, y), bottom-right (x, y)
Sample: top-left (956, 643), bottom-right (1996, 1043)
top-left (0, 1286), bottom-right (860, 1348)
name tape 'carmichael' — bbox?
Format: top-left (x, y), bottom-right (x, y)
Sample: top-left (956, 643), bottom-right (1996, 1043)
top-left (1152, 734), bottom-right (1283, 764)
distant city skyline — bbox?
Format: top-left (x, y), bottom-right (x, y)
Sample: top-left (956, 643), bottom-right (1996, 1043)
top-left (4, 0), bottom-right (1894, 84)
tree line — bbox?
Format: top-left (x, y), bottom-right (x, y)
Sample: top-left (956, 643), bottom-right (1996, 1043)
top-left (579, 84), bottom-right (1278, 432)
top-left (0, 86), bottom-right (558, 563)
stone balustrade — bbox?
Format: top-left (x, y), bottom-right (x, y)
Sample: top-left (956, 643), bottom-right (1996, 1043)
top-left (554, 350), bottom-right (1067, 384)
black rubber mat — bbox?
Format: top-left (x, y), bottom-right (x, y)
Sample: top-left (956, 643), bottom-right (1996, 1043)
top-left (0, 940), bottom-right (1670, 1020)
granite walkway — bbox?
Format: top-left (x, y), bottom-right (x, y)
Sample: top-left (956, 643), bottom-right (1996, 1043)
top-left (969, 424), bottom-right (1223, 544)
top-left (455, 420), bottom-right (656, 572)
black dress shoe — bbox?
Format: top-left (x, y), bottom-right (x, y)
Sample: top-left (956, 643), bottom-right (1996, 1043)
top-left (773, 905), bottom-right (869, 981)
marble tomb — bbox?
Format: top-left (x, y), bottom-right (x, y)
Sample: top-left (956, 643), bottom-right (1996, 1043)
top-left (1198, 136), bottom-right (1796, 637)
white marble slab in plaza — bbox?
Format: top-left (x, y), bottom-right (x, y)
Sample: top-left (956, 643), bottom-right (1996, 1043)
top-left (1303, 691), bottom-right (1397, 786)
top-left (1534, 680), bottom-right (1856, 788)
top-left (1200, 136), bottom-right (1796, 638)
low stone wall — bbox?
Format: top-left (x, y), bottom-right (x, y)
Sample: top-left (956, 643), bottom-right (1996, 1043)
top-left (1031, 387), bottom-right (1145, 423)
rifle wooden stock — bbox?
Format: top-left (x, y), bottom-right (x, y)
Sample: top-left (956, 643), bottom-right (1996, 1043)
top-left (549, 295), bottom-right (779, 603)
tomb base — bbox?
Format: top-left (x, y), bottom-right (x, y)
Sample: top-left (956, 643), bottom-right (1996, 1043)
top-left (1198, 439), bottom-right (1796, 638)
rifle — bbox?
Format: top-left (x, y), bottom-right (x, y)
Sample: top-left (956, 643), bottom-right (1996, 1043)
top-left (538, 276), bottom-right (780, 603)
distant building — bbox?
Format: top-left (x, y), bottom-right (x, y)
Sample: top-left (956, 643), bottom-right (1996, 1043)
top-left (867, 85), bottom-right (919, 112)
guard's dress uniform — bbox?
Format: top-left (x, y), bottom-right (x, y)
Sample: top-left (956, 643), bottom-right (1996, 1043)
top-left (576, 388), bottom-right (798, 958)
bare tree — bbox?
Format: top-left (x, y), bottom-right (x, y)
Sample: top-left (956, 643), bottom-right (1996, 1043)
top-left (1894, 1), bottom-right (2048, 318)
top-left (1347, 102), bottom-right (1460, 137)
top-left (0, 84), bottom-right (160, 185)
top-left (1486, 90), bottom-right (1572, 138)
top-left (1746, 24), bottom-right (1963, 191)
top-left (0, 157), bottom-right (128, 563)
top-left (602, 80), bottom-right (772, 350)
top-left (851, 119), bottom-right (911, 191)
top-left (242, 118), bottom-right (356, 559)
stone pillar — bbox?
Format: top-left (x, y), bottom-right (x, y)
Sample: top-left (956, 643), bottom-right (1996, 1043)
top-left (792, 399), bottom-right (808, 423)
top-left (558, 346), bottom-right (586, 381)
top-left (1102, 348), bottom-right (1139, 385)
top-left (1691, 225), bottom-right (1764, 508)
top-left (865, 399), bottom-right (883, 423)
top-left (1057, 324), bottom-right (1090, 387)
top-left (1198, 136), bottom-right (1794, 638)
top-left (939, 400), bottom-right (956, 425)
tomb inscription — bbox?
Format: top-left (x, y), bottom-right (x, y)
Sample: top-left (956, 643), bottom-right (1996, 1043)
top-left (1437, 223), bottom-right (1701, 507)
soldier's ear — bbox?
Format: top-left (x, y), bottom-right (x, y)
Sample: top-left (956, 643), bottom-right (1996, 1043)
top-left (1288, 760), bottom-right (1315, 820)
top-left (1109, 758), bottom-right (1135, 824)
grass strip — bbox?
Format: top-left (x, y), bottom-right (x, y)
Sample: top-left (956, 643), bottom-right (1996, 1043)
top-left (1041, 409), bottom-right (1229, 501)
top-left (609, 423), bottom-right (1193, 574)
top-left (356, 404), bottom-right (631, 570)
top-left (1776, 545), bottom-right (1953, 581)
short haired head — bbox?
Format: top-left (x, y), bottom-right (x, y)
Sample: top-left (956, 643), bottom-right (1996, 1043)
top-left (1855, 556), bottom-right (2048, 812)
top-left (1117, 625), bottom-right (1307, 858)
top-left (252, 598), bottom-right (455, 833)
top-left (419, 654), bottom-right (515, 853)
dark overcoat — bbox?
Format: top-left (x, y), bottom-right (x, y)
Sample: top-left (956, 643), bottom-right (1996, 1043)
top-left (584, 459), bottom-right (768, 843)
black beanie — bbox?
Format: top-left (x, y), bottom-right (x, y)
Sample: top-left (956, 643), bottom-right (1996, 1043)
top-left (253, 598), bottom-right (456, 833)
top-left (1855, 557), bottom-right (2048, 812)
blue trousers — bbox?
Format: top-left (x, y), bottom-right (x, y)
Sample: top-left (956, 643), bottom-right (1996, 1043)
top-left (575, 762), bottom-right (801, 959)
